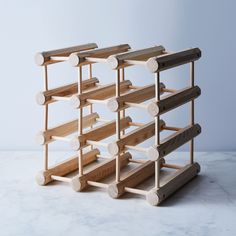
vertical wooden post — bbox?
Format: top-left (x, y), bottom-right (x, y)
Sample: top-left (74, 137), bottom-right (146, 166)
top-left (116, 69), bottom-right (121, 182)
top-left (44, 65), bottom-right (49, 170)
top-left (121, 68), bottom-right (125, 136)
top-left (78, 66), bottom-right (83, 176)
top-left (154, 72), bottom-right (161, 188)
top-left (190, 62), bottom-right (194, 164)
top-left (88, 64), bottom-right (93, 150)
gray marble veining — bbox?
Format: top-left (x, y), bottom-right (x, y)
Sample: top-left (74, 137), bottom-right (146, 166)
top-left (0, 151), bottom-right (235, 236)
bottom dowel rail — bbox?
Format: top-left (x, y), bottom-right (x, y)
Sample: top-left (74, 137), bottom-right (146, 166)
top-left (35, 149), bottom-right (99, 185)
top-left (107, 159), bottom-right (164, 198)
top-left (70, 152), bottom-right (131, 192)
top-left (146, 162), bottom-right (200, 206)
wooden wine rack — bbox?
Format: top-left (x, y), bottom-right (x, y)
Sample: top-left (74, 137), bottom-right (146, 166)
top-left (35, 43), bottom-right (202, 206)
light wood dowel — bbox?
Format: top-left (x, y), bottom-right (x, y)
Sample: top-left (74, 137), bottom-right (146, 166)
top-left (35, 149), bottom-right (99, 185)
top-left (70, 152), bottom-right (131, 191)
top-left (35, 43), bottom-right (98, 66)
top-left (36, 78), bottom-right (99, 105)
top-left (69, 44), bottom-right (131, 66)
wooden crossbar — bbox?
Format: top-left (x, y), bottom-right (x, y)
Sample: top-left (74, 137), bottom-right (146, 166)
top-left (146, 48), bottom-right (201, 72)
top-left (35, 43), bottom-right (98, 66)
top-left (36, 77), bottom-right (99, 105)
top-left (69, 44), bottom-right (131, 66)
top-left (35, 149), bottom-right (99, 185)
top-left (36, 112), bottom-right (99, 145)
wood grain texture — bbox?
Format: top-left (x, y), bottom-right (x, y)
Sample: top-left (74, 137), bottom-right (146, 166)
top-left (146, 162), bottom-right (200, 205)
top-left (35, 43), bottom-right (98, 66)
top-left (36, 77), bottom-right (99, 105)
top-left (35, 149), bottom-right (99, 185)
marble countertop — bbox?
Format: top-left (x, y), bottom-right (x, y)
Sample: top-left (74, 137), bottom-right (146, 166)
top-left (0, 151), bottom-right (235, 236)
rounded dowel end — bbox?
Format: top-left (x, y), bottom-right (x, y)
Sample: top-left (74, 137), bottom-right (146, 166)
top-left (69, 53), bottom-right (80, 67)
top-left (70, 177), bottom-right (82, 192)
top-left (107, 142), bottom-right (119, 156)
top-left (35, 53), bottom-right (45, 66)
top-left (146, 190), bottom-right (160, 206)
top-left (146, 57), bottom-right (159, 73)
top-left (70, 137), bottom-right (80, 151)
top-left (147, 102), bottom-right (159, 117)
top-left (146, 146), bottom-right (159, 161)
top-left (36, 92), bottom-right (46, 105)
top-left (107, 55), bottom-right (119, 69)
top-left (70, 95), bottom-right (80, 109)
top-left (35, 132), bottom-right (45, 145)
top-left (107, 98), bottom-right (119, 112)
top-left (107, 184), bottom-right (119, 198)
top-left (35, 171), bottom-right (46, 186)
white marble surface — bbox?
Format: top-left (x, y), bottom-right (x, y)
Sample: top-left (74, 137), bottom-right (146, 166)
top-left (0, 151), bottom-right (235, 236)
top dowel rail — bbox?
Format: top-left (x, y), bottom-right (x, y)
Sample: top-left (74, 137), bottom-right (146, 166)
top-left (35, 43), bottom-right (98, 66)
top-left (69, 44), bottom-right (131, 67)
top-left (107, 45), bottom-right (166, 69)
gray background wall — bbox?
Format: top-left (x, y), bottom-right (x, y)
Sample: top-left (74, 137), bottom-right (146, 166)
top-left (0, 0), bottom-right (235, 151)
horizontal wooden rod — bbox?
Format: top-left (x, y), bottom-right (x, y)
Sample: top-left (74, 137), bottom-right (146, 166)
top-left (69, 44), bottom-right (131, 66)
top-left (128, 159), bottom-right (147, 164)
top-left (36, 112), bottom-right (99, 145)
top-left (71, 152), bottom-right (131, 191)
top-left (146, 162), bottom-right (200, 206)
top-left (107, 45), bottom-right (165, 69)
top-left (147, 124), bottom-right (201, 161)
top-left (85, 57), bottom-right (107, 63)
top-left (86, 99), bottom-right (108, 105)
top-left (107, 120), bottom-right (165, 156)
top-left (146, 48), bottom-right (201, 73)
top-left (51, 136), bottom-right (71, 142)
top-left (155, 86), bottom-right (201, 115)
top-left (108, 159), bottom-right (164, 198)
top-left (36, 78), bottom-right (99, 105)
top-left (51, 175), bottom-right (71, 183)
top-left (71, 116), bottom-right (132, 150)
top-left (35, 149), bottom-right (99, 185)
top-left (70, 80), bottom-right (132, 109)
top-left (129, 122), bottom-right (145, 127)
top-left (124, 187), bottom-right (147, 195)
top-left (162, 163), bottom-right (183, 169)
top-left (50, 56), bottom-right (68, 61)
top-left (51, 96), bottom-right (71, 101)
top-left (87, 181), bottom-right (108, 188)
top-left (162, 125), bottom-right (181, 131)
top-left (162, 88), bottom-right (177, 93)
top-left (35, 43), bottom-right (98, 66)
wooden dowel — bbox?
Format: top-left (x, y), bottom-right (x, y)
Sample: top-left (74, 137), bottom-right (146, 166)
top-left (70, 152), bottom-right (131, 191)
top-left (35, 43), bottom-right (98, 66)
top-left (70, 80), bottom-right (132, 109)
top-left (70, 116), bottom-right (132, 150)
top-left (86, 99), bottom-right (108, 105)
top-left (147, 124), bottom-right (202, 161)
top-left (36, 78), bottom-right (99, 105)
top-left (162, 88), bottom-right (177, 93)
top-left (106, 83), bottom-right (165, 114)
top-left (87, 181), bottom-right (108, 188)
top-left (124, 187), bottom-right (147, 195)
top-left (154, 86), bottom-right (201, 115)
top-left (128, 159), bottom-right (147, 164)
top-left (146, 162), bottom-right (200, 206)
top-left (51, 175), bottom-right (71, 183)
top-left (50, 56), bottom-right (68, 61)
top-left (146, 48), bottom-right (201, 73)
top-left (35, 149), bottom-right (99, 185)
top-left (162, 163), bottom-right (183, 169)
top-left (69, 44), bottom-right (131, 66)
top-left (36, 113), bottom-right (99, 145)
top-left (162, 125), bottom-right (181, 131)
top-left (44, 65), bottom-right (48, 170)
top-left (107, 45), bottom-right (165, 69)
top-left (51, 136), bottom-right (71, 142)
top-left (190, 62), bottom-right (195, 164)
top-left (51, 96), bottom-right (71, 101)
top-left (129, 122), bottom-right (145, 127)
top-left (107, 120), bottom-right (165, 156)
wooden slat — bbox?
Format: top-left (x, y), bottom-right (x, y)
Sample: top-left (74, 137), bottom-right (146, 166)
top-left (71, 152), bottom-right (131, 191)
top-left (36, 77), bottom-right (99, 105)
top-left (71, 116), bottom-right (132, 150)
top-left (69, 44), bottom-right (131, 66)
top-left (108, 159), bottom-right (164, 198)
top-left (70, 80), bottom-right (132, 108)
top-left (156, 86), bottom-right (201, 115)
top-left (107, 45), bottom-right (165, 69)
top-left (36, 112), bottom-right (99, 145)
top-left (107, 120), bottom-right (165, 156)
top-left (146, 162), bottom-right (200, 206)
top-left (146, 48), bottom-right (201, 72)
top-left (35, 43), bottom-right (98, 66)
top-left (107, 83), bottom-right (165, 112)
top-left (35, 149), bottom-right (99, 185)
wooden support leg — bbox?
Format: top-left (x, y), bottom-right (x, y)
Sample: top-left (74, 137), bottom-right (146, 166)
top-left (35, 149), bottom-right (99, 185)
top-left (146, 162), bottom-right (200, 206)
top-left (70, 152), bottom-right (131, 191)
